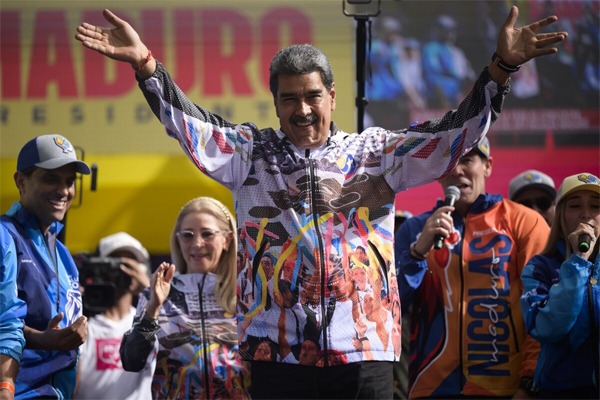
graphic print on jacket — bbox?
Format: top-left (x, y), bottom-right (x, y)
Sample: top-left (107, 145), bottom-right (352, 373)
top-left (237, 136), bottom-right (400, 365)
top-left (135, 273), bottom-right (247, 399)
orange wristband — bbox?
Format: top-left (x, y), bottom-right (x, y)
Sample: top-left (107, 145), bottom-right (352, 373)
top-left (0, 381), bottom-right (15, 396)
top-left (134, 50), bottom-right (152, 72)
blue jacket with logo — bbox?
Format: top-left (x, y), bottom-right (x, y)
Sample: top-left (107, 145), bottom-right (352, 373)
top-left (520, 241), bottom-right (599, 394)
top-left (1, 202), bottom-right (83, 399)
top-left (0, 224), bottom-right (26, 364)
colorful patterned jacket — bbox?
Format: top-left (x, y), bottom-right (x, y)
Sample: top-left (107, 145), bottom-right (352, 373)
top-left (395, 194), bottom-right (548, 398)
top-left (120, 273), bottom-right (248, 399)
top-left (137, 61), bottom-right (507, 366)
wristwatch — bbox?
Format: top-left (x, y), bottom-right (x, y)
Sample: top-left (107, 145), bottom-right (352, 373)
top-left (491, 52), bottom-right (522, 73)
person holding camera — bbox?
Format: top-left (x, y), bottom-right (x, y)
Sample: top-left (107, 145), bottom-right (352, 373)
top-left (119, 197), bottom-right (249, 399)
top-left (75, 232), bottom-right (153, 400)
top-left (1, 134), bottom-right (89, 399)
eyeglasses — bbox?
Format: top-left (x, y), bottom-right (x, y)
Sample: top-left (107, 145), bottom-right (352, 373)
top-left (176, 229), bottom-right (229, 243)
top-left (516, 196), bottom-right (553, 212)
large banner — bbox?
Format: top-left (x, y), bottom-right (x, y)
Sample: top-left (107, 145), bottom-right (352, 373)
top-left (1, 0), bottom-right (356, 155)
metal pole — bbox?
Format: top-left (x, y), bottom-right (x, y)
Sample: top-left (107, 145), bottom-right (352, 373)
top-left (355, 16), bottom-right (368, 133)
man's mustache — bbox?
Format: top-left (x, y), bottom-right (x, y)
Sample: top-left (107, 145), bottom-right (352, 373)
top-left (290, 115), bottom-right (317, 125)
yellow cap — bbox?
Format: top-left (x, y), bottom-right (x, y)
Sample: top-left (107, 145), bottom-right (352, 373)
top-left (555, 173), bottom-right (600, 204)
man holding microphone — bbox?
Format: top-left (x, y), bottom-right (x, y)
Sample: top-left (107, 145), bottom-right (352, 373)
top-left (395, 137), bottom-right (550, 398)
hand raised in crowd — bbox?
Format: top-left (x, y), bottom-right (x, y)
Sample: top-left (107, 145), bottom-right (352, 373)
top-left (488, 5), bottom-right (568, 85)
top-left (496, 5), bottom-right (567, 66)
top-left (118, 257), bottom-right (151, 295)
top-left (145, 262), bottom-right (175, 319)
top-left (75, 9), bottom-right (154, 76)
top-left (24, 313), bottom-right (87, 351)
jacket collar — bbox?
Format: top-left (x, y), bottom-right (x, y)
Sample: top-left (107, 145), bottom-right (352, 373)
top-left (6, 201), bottom-right (64, 237)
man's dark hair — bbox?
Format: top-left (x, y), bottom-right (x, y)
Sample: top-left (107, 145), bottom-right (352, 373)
top-left (269, 44), bottom-right (334, 97)
top-left (20, 166), bottom-right (37, 177)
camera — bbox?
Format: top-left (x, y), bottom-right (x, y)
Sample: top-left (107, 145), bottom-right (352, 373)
top-left (78, 256), bottom-right (131, 313)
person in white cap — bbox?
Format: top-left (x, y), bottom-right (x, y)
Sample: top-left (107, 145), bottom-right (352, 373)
top-left (509, 169), bottom-right (557, 226)
top-left (520, 172), bottom-right (599, 398)
top-left (1, 134), bottom-right (90, 399)
top-left (75, 232), bottom-right (153, 400)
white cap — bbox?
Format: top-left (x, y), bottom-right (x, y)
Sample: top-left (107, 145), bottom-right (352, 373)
top-left (509, 170), bottom-right (556, 200)
top-left (98, 232), bottom-right (150, 265)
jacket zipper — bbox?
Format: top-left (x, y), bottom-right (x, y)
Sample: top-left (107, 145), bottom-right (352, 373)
top-left (198, 274), bottom-right (210, 398)
top-left (308, 151), bottom-right (330, 366)
top-left (458, 217), bottom-right (465, 395)
top-left (507, 303), bottom-right (520, 352)
top-left (44, 230), bottom-right (60, 314)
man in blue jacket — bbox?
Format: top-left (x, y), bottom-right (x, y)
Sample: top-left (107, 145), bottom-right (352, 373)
top-left (1, 134), bottom-right (90, 399)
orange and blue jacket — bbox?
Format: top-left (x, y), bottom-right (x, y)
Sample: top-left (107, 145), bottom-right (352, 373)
top-left (395, 194), bottom-right (549, 398)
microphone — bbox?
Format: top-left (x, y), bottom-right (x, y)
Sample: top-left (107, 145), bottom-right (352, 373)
top-left (578, 234), bottom-right (591, 253)
top-left (433, 185), bottom-right (461, 250)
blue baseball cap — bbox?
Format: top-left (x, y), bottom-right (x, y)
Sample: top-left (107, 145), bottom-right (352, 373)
top-left (17, 134), bottom-right (90, 174)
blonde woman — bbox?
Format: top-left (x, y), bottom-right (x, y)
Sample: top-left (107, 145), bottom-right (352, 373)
top-left (521, 173), bottom-right (599, 399)
top-left (119, 197), bottom-right (249, 399)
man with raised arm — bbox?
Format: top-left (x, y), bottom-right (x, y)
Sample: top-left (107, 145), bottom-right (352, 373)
top-left (75, 7), bottom-right (566, 398)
